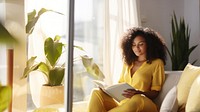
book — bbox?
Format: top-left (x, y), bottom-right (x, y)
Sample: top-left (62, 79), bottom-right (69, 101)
top-left (93, 80), bottom-right (135, 102)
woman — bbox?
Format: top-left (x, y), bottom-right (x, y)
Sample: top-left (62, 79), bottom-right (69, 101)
top-left (87, 27), bottom-right (167, 112)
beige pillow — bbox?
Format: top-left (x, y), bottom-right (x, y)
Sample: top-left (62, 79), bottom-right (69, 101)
top-left (160, 86), bottom-right (178, 112)
top-left (186, 75), bottom-right (200, 112)
top-left (177, 63), bottom-right (200, 110)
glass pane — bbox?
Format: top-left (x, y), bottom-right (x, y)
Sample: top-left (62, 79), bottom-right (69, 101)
top-left (25, 0), bottom-right (68, 111)
top-left (73, 0), bottom-right (104, 111)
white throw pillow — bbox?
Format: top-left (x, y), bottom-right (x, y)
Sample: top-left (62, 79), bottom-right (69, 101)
top-left (186, 75), bottom-right (200, 112)
top-left (160, 86), bottom-right (178, 112)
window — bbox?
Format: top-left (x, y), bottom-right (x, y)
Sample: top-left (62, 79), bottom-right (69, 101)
top-left (16, 0), bottom-right (138, 111)
top-left (25, 0), bottom-right (68, 110)
top-left (73, 0), bottom-right (104, 103)
top-left (25, 0), bottom-right (105, 111)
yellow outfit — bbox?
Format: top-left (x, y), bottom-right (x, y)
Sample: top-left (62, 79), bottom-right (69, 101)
top-left (87, 59), bottom-right (165, 112)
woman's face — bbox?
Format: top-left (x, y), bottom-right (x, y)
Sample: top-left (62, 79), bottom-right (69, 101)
top-left (132, 36), bottom-right (147, 57)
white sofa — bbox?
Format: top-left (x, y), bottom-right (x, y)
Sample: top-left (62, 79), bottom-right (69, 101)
top-left (154, 71), bottom-right (182, 109)
top-left (72, 71), bottom-right (183, 112)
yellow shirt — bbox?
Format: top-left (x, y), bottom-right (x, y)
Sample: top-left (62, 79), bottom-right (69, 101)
top-left (118, 59), bottom-right (165, 92)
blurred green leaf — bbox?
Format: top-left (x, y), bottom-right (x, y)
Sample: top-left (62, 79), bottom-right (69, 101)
top-left (0, 84), bottom-right (12, 112)
top-left (44, 36), bottom-right (64, 67)
top-left (0, 22), bottom-right (17, 45)
top-left (81, 55), bottom-right (105, 80)
top-left (26, 8), bottom-right (63, 34)
top-left (21, 56), bottom-right (39, 79)
top-left (48, 67), bottom-right (65, 86)
top-left (38, 62), bottom-right (50, 78)
top-left (74, 45), bottom-right (85, 51)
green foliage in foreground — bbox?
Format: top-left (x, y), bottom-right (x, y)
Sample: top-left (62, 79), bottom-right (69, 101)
top-left (0, 84), bottom-right (12, 112)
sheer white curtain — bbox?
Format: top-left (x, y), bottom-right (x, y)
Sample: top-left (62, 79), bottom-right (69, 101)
top-left (103, 0), bottom-right (141, 85)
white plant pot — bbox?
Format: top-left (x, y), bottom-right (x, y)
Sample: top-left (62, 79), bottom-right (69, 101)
top-left (40, 85), bottom-right (64, 107)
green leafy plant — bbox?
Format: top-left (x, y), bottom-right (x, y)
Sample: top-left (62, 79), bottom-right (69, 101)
top-left (166, 12), bottom-right (198, 70)
top-left (0, 83), bottom-right (12, 112)
top-left (21, 8), bottom-right (104, 86)
top-left (21, 36), bottom-right (104, 86)
top-left (22, 8), bottom-right (104, 86)
top-left (80, 55), bottom-right (105, 80)
top-left (21, 35), bottom-right (65, 86)
top-left (26, 8), bottom-right (63, 35)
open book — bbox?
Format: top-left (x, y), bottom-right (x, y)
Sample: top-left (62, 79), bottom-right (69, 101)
top-left (93, 80), bottom-right (135, 102)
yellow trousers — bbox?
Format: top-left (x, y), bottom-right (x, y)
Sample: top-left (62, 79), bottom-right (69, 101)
top-left (87, 88), bottom-right (158, 112)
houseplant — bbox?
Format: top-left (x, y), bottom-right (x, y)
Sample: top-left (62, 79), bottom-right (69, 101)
top-left (23, 8), bottom-right (105, 107)
top-left (25, 8), bottom-right (104, 81)
top-left (21, 35), bottom-right (65, 86)
top-left (21, 35), bottom-right (65, 106)
top-left (166, 12), bottom-right (198, 70)
top-left (22, 8), bottom-right (66, 107)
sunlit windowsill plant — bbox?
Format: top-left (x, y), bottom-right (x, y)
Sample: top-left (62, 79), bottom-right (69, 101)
top-left (23, 8), bottom-right (105, 84)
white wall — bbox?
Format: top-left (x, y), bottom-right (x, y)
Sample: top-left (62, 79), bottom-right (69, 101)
top-left (0, 0), bottom-right (7, 85)
top-left (184, 0), bottom-right (200, 66)
top-left (4, 0), bottom-right (27, 111)
top-left (0, 0), bottom-right (5, 22)
top-left (140, 0), bottom-right (200, 70)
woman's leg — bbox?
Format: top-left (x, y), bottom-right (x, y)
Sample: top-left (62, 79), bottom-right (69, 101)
top-left (87, 88), bottom-right (118, 112)
top-left (108, 94), bottom-right (158, 112)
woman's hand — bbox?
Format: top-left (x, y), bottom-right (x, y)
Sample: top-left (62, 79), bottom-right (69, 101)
top-left (122, 89), bottom-right (159, 100)
top-left (122, 89), bottom-right (142, 98)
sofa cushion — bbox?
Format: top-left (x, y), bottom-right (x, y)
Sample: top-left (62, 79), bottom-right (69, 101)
top-left (154, 71), bottom-right (182, 108)
top-left (160, 86), bottom-right (178, 112)
top-left (185, 75), bottom-right (200, 111)
top-left (177, 63), bottom-right (200, 111)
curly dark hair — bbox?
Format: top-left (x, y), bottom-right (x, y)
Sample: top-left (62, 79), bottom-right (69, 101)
top-left (120, 27), bottom-right (167, 66)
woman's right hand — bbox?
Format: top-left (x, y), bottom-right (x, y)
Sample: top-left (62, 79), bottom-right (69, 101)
top-left (122, 89), bottom-right (142, 98)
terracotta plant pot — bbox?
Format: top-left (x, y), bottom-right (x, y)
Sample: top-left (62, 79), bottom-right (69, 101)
top-left (40, 85), bottom-right (64, 107)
